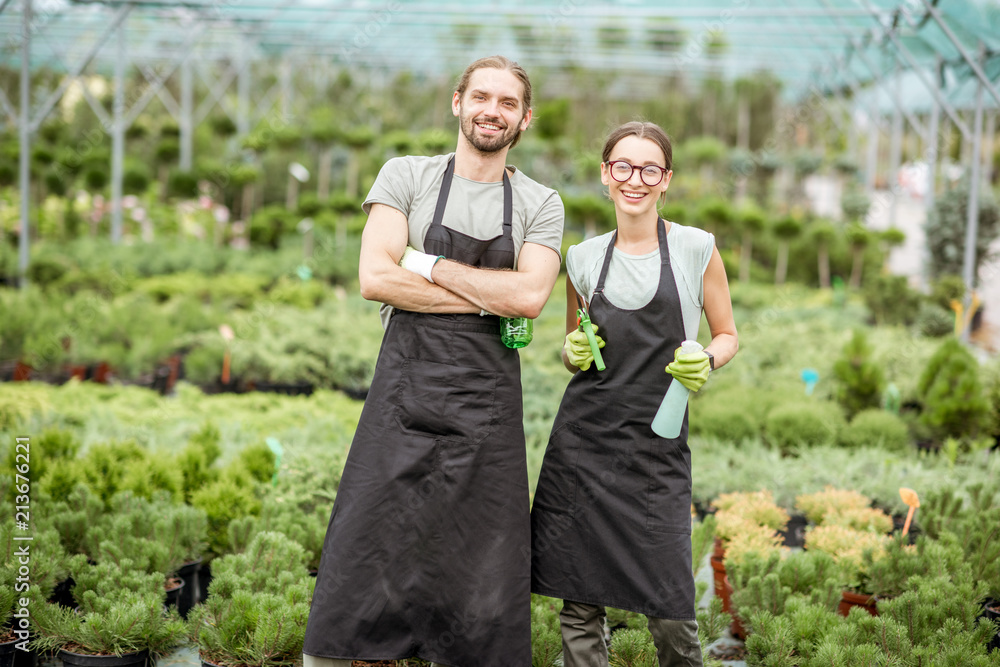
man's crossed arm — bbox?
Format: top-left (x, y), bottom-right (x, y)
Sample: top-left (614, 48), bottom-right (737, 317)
top-left (359, 203), bottom-right (560, 319)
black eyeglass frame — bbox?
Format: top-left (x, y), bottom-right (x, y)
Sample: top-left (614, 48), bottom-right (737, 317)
top-left (605, 160), bottom-right (669, 187)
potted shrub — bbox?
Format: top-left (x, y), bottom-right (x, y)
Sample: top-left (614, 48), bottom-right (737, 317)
top-left (187, 532), bottom-right (313, 667)
top-left (797, 488), bottom-right (895, 617)
top-left (30, 556), bottom-right (186, 667)
top-left (86, 493), bottom-right (207, 615)
top-left (2, 525), bottom-right (68, 664)
top-left (710, 491), bottom-right (788, 635)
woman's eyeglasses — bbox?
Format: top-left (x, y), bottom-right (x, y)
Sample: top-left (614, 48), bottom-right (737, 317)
top-left (606, 160), bottom-right (669, 187)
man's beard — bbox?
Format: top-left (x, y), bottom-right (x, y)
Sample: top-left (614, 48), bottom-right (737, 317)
top-left (459, 108), bottom-right (522, 154)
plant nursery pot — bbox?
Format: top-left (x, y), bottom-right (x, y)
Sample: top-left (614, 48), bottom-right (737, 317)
top-left (13, 362), bottom-right (32, 382)
top-left (838, 590), bottom-right (878, 617)
top-left (198, 562), bottom-right (212, 603)
top-left (175, 559), bottom-right (201, 619)
top-left (711, 558), bottom-right (730, 613)
top-left (979, 598), bottom-right (1000, 653)
top-left (90, 362), bottom-right (111, 384)
top-left (779, 513), bottom-right (809, 548)
top-left (889, 512), bottom-right (921, 545)
top-left (164, 576), bottom-right (185, 611)
top-left (12, 645), bottom-right (37, 667)
top-left (254, 381), bottom-right (315, 396)
top-left (1, 635), bottom-right (18, 667)
top-left (59, 649), bottom-right (149, 667)
top-left (915, 440), bottom-right (941, 454)
top-left (151, 356), bottom-right (183, 396)
top-left (712, 537), bottom-right (725, 561)
top-left (48, 577), bottom-right (77, 609)
top-left (722, 575), bottom-right (747, 640)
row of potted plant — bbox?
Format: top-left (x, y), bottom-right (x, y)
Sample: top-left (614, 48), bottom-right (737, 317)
top-left (713, 485), bottom-right (1000, 662)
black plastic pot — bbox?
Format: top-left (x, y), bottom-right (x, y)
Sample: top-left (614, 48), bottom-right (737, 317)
top-left (1, 637), bottom-right (17, 667)
top-left (164, 578), bottom-right (185, 611)
top-left (198, 562), bottom-right (212, 603)
top-left (254, 381), bottom-right (315, 397)
top-left (59, 649), bottom-right (149, 667)
top-left (11, 648), bottom-right (40, 667)
top-left (779, 513), bottom-right (809, 548)
top-left (980, 598), bottom-right (1000, 653)
top-left (48, 577), bottom-right (77, 610)
top-left (12, 646), bottom-right (36, 667)
top-left (175, 559), bottom-right (202, 619)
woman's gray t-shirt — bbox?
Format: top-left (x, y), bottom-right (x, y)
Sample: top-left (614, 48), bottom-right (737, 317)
top-left (566, 223), bottom-right (715, 341)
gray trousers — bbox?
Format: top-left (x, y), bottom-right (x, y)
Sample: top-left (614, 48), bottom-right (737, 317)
top-left (560, 600), bottom-right (703, 667)
top-left (304, 653), bottom-right (448, 667)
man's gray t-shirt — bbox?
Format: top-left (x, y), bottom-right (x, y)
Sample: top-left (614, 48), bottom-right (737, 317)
top-left (364, 153), bottom-right (565, 326)
top-left (566, 223), bottom-right (714, 341)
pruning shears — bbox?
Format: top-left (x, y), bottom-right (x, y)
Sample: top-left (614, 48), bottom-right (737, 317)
top-left (576, 307), bottom-right (606, 372)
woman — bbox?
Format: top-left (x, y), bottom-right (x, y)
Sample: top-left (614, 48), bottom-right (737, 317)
top-left (530, 121), bottom-right (738, 667)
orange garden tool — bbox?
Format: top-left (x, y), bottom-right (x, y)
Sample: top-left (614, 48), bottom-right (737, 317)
top-left (899, 487), bottom-right (920, 537)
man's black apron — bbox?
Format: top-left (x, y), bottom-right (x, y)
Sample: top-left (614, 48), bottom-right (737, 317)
top-left (305, 157), bottom-right (530, 666)
top-left (530, 218), bottom-right (696, 620)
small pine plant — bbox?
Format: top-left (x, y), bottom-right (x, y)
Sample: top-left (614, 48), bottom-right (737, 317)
top-left (917, 337), bottom-right (990, 440)
top-left (608, 628), bottom-right (657, 667)
top-left (530, 597), bottom-right (562, 667)
top-left (833, 329), bottom-right (885, 419)
top-left (188, 532), bottom-right (313, 667)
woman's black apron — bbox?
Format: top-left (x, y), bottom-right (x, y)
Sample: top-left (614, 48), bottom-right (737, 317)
top-left (305, 158), bottom-right (530, 666)
top-left (530, 218), bottom-right (696, 620)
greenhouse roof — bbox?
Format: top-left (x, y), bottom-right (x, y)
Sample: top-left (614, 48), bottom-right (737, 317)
top-left (0, 0), bottom-right (998, 108)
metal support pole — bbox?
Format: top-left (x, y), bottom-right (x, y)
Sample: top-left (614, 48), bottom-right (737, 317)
top-left (883, 27), bottom-right (971, 140)
top-left (888, 62), bottom-right (903, 228)
top-left (925, 88), bottom-right (940, 215)
top-left (853, 41), bottom-right (928, 140)
top-left (18, 0), bottom-right (30, 287)
top-left (984, 111), bottom-right (996, 188)
top-left (960, 52), bottom-right (985, 343)
top-left (237, 42), bottom-right (250, 138)
top-left (921, 0), bottom-right (1000, 108)
top-left (866, 99), bottom-right (880, 194)
top-left (280, 55), bottom-right (291, 121)
top-left (110, 17), bottom-right (126, 244)
top-left (28, 5), bottom-right (131, 133)
top-left (180, 58), bottom-right (193, 171)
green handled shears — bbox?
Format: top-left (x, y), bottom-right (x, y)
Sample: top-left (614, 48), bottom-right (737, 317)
top-left (576, 308), bottom-right (606, 372)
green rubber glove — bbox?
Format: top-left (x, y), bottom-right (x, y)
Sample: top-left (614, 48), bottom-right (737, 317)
top-left (665, 349), bottom-right (711, 392)
top-left (564, 326), bottom-right (606, 371)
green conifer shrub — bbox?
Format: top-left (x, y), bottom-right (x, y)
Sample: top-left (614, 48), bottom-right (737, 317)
top-left (530, 597), bottom-right (562, 667)
top-left (832, 330), bottom-right (885, 419)
top-left (608, 628), bottom-right (657, 667)
top-left (187, 532), bottom-right (313, 667)
top-left (863, 274), bottom-right (921, 326)
top-left (764, 400), bottom-right (845, 452)
top-left (839, 409), bottom-right (910, 452)
top-left (916, 337), bottom-right (990, 440)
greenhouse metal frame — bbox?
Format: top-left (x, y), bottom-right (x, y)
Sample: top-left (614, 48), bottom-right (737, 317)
top-left (1, 0), bottom-right (998, 329)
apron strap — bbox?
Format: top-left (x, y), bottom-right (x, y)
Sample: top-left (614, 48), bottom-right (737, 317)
top-left (431, 157), bottom-right (456, 229)
top-left (657, 217), bottom-right (670, 265)
top-left (431, 156), bottom-right (513, 233)
top-left (593, 230), bottom-right (617, 296)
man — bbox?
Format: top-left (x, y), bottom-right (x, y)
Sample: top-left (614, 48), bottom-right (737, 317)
top-left (303, 55), bottom-right (564, 667)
